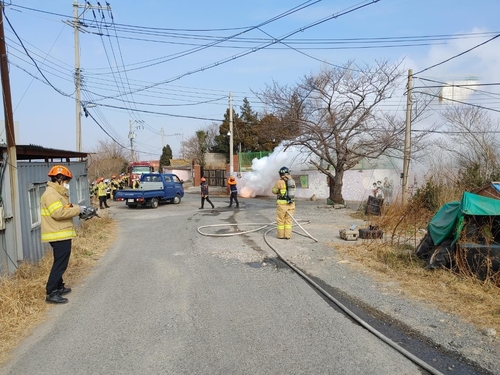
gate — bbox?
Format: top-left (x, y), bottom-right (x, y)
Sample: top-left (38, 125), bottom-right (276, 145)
top-left (203, 169), bottom-right (226, 187)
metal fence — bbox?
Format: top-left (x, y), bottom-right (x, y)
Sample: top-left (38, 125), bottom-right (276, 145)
top-left (203, 169), bottom-right (226, 187)
top-left (239, 151), bottom-right (271, 168)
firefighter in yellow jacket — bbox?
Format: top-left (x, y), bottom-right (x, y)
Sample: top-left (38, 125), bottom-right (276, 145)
top-left (97, 177), bottom-right (110, 208)
top-left (110, 175), bottom-right (120, 199)
top-left (272, 166), bottom-right (296, 239)
top-left (41, 165), bottom-right (86, 304)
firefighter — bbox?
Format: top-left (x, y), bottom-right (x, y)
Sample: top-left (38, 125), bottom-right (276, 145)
top-left (97, 177), bottom-right (110, 209)
top-left (41, 165), bottom-right (87, 304)
top-left (118, 173), bottom-right (126, 189)
top-left (272, 166), bottom-right (296, 239)
top-left (110, 175), bottom-right (120, 199)
top-left (227, 176), bottom-right (239, 208)
top-left (199, 177), bottom-right (215, 209)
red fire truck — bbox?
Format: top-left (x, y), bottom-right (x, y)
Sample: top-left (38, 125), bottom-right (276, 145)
top-left (127, 161), bottom-right (155, 187)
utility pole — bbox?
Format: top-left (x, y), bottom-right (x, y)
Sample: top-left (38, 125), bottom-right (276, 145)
top-left (72, 1), bottom-right (111, 152)
top-left (229, 92), bottom-right (233, 176)
top-left (0, 4), bottom-right (22, 272)
top-left (128, 119), bottom-right (136, 161)
top-left (128, 120), bottom-right (144, 161)
top-left (402, 69), bottom-right (413, 204)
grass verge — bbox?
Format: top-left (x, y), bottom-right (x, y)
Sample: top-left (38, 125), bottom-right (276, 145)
top-left (0, 215), bottom-right (117, 364)
top-left (331, 201), bottom-right (500, 334)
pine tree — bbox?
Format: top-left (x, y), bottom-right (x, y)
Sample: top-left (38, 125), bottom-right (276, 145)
top-left (159, 145), bottom-right (172, 172)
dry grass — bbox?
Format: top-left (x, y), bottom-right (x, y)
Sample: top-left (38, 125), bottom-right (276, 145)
top-left (334, 199), bottom-right (500, 333)
top-left (0, 215), bottom-right (117, 364)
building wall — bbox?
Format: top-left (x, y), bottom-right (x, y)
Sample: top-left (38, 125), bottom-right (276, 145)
top-left (204, 153), bottom-right (226, 168)
top-left (239, 168), bottom-right (401, 204)
top-left (162, 168), bottom-right (190, 183)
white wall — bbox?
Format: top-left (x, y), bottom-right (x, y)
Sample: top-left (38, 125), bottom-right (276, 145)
top-left (239, 168), bottom-right (403, 203)
top-left (342, 169), bottom-right (400, 203)
top-left (163, 168), bottom-right (190, 182)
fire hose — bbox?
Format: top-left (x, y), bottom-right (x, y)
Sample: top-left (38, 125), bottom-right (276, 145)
top-left (197, 211), bottom-right (444, 375)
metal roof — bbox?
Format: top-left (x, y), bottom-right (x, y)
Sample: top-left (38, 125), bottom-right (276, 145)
top-left (0, 144), bottom-right (88, 161)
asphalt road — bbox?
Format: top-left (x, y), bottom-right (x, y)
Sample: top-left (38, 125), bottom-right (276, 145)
top-left (0, 193), bottom-right (428, 375)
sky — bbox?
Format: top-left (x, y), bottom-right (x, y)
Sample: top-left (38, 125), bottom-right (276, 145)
top-left (1, 0), bottom-right (499, 161)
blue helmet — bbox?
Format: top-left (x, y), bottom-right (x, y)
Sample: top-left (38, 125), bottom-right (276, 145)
top-left (279, 166), bottom-right (289, 176)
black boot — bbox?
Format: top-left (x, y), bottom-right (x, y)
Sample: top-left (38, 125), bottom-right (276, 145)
top-left (199, 207), bottom-right (204, 209)
top-left (56, 285), bottom-right (72, 295)
top-left (46, 291), bottom-right (68, 304)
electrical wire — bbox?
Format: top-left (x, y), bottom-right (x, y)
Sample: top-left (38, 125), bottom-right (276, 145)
top-left (413, 91), bottom-right (500, 114)
top-left (93, 0), bottom-right (381, 100)
top-left (414, 33), bottom-right (500, 75)
top-left (2, 8), bottom-right (73, 97)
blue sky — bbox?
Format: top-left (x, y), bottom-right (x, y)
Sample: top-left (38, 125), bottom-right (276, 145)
top-left (1, 0), bottom-right (499, 159)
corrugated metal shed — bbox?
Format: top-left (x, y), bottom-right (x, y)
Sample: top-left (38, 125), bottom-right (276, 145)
top-left (1, 145), bottom-right (90, 274)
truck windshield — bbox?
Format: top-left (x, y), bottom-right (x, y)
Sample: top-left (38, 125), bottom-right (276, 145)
top-left (131, 166), bottom-right (151, 174)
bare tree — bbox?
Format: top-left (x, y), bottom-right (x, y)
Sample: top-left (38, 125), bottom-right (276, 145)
top-left (183, 124), bottom-right (220, 165)
top-left (182, 129), bottom-right (209, 168)
top-left (438, 106), bottom-right (500, 188)
top-left (205, 122), bottom-right (220, 151)
top-left (87, 140), bottom-right (128, 181)
top-left (257, 61), bottom-right (408, 203)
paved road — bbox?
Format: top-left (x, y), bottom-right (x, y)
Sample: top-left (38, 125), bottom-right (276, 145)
top-left (0, 193), bottom-right (426, 375)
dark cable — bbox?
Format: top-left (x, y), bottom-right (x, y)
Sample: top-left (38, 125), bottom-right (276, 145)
top-left (2, 8), bottom-right (72, 97)
top-left (414, 33), bottom-right (500, 75)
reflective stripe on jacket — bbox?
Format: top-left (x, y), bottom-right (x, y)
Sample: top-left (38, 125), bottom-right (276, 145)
top-left (40, 181), bottom-right (80, 242)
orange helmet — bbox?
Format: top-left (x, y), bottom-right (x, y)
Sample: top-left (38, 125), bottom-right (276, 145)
top-left (48, 165), bottom-right (72, 179)
top-left (228, 177), bottom-right (236, 185)
top-left (112, 175), bottom-right (116, 179)
top-left (99, 177), bottom-right (104, 182)
top-left (200, 177), bottom-right (206, 182)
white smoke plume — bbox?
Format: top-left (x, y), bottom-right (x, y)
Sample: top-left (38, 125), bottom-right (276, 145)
top-left (238, 144), bottom-right (311, 198)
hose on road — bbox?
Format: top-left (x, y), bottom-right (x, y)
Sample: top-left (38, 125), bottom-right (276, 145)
top-left (197, 212), bottom-right (444, 375)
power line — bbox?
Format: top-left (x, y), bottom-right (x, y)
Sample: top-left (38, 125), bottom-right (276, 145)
top-left (3, 8), bottom-right (73, 97)
top-left (414, 33), bottom-right (500, 75)
top-left (413, 90), bottom-right (500, 113)
top-left (414, 77), bottom-right (500, 98)
top-left (97, 0), bottom-right (381, 100)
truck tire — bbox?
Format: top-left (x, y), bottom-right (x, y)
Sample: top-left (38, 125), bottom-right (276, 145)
top-left (173, 195), bottom-right (181, 204)
top-left (151, 198), bottom-right (159, 209)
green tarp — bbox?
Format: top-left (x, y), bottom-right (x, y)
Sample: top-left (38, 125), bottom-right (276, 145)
top-left (428, 192), bottom-right (500, 245)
